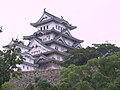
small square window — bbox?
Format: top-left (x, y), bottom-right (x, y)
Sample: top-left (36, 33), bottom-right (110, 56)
top-left (57, 56), bottom-right (60, 60)
top-left (55, 46), bottom-right (58, 50)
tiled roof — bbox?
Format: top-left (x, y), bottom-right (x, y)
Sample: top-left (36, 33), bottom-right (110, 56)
top-left (33, 49), bottom-right (69, 58)
top-left (28, 38), bottom-right (54, 51)
top-left (3, 38), bottom-right (31, 50)
top-left (23, 35), bottom-right (35, 40)
top-left (34, 54), bottom-right (62, 65)
top-left (24, 61), bottom-right (39, 68)
top-left (18, 44), bottom-right (31, 50)
top-left (23, 29), bottom-right (83, 50)
top-left (35, 59), bottom-right (61, 65)
top-left (30, 11), bottom-right (76, 30)
top-left (23, 29), bottom-right (59, 40)
top-left (23, 28), bottom-right (84, 43)
top-left (44, 40), bottom-right (75, 50)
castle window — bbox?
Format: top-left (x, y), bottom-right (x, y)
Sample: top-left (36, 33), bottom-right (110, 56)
top-left (27, 66), bottom-right (29, 70)
top-left (47, 25), bottom-right (48, 29)
top-left (40, 27), bottom-right (42, 30)
top-left (61, 27), bottom-right (63, 31)
top-left (38, 50), bottom-right (41, 53)
top-left (47, 35), bottom-right (50, 39)
top-left (55, 46), bottom-right (58, 50)
top-left (43, 38), bottom-right (47, 41)
top-left (61, 47), bottom-right (64, 51)
top-left (36, 45), bottom-right (38, 48)
top-left (23, 65), bottom-right (25, 69)
top-left (57, 56), bottom-right (60, 60)
top-left (56, 25), bottom-right (58, 29)
top-left (58, 26), bottom-right (60, 30)
top-left (52, 57), bottom-right (55, 60)
top-left (44, 26), bottom-right (45, 30)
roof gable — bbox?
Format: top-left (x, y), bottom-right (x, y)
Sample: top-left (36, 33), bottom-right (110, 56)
top-left (38, 13), bottom-right (52, 22)
top-left (28, 38), bottom-right (51, 53)
top-left (30, 10), bottom-right (77, 30)
top-left (63, 30), bottom-right (72, 37)
top-left (57, 37), bottom-right (66, 45)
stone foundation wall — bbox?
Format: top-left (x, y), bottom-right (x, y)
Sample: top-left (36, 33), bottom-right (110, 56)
top-left (10, 69), bottom-right (61, 90)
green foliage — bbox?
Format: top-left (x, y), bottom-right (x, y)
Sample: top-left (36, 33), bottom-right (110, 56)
top-left (1, 82), bottom-right (20, 90)
top-left (63, 43), bottom-right (120, 66)
top-left (59, 51), bottom-right (120, 90)
top-left (0, 40), bottom-right (24, 87)
top-left (25, 83), bottom-right (34, 90)
top-left (34, 79), bottom-right (57, 90)
top-left (28, 79), bottom-right (57, 90)
top-left (74, 80), bottom-right (93, 90)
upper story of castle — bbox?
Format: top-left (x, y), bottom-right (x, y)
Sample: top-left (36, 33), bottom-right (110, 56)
top-left (24, 9), bottom-right (83, 49)
top-left (30, 9), bottom-right (77, 32)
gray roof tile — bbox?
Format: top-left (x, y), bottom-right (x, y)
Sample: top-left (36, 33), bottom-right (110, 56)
top-left (30, 11), bottom-right (77, 30)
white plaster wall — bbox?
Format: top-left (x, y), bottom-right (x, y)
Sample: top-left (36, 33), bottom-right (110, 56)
top-left (30, 40), bottom-right (50, 49)
top-left (17, 64), bottom-right (35, 71)
top-left (50, 43), bottom-right (67, 52)
top-left (75, 43), bottom-right (82, 48)
top-left (38, 33), bottom-right (55, 42)
top-left (37, 21), bottom-right (68, 32)
top-left (48, 54), bottom-right (63, 61)
top-left (55, 23), bottom-right (66, 32)
top-left (50, 33), bottom-right (56, 40)
top-left (24, 56), bottom-right (34, 64)
top-left (37, 22), bottom-right (55, 30)
top-left (46, 65), bottom-right (60, 70)
top-left (29, 46), bottom-right (49, 55)
top-left (29, 40), bottom-right (51, 55)
top-left (20, 48), bottom-right (29, 53)
top-left (64, 39), bottom-right (74, 46)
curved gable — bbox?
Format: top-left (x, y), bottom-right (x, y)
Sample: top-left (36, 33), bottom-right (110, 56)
top-left (28, 39), bottom-right (51, 55)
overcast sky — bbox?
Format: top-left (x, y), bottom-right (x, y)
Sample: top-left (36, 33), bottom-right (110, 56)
top-left (0, 0), bottom-right (120, 48)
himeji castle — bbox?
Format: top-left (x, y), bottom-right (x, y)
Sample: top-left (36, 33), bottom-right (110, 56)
top-left (6, 9), bottom-right (84, 71)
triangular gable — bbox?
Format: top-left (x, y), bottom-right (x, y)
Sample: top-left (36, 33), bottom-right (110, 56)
top-left (38, 13), bottom-right (52, 22)
top-left (75, 44), bottom-right (82, 49)
top-left (63, 30), bottom-right (72, 37)
top-left (58, 39), bottom-right (65, 44)
top-left (28, 38), bottom-right (51, 54)
top-left (35, 55), bottom-right (52, 64)
top-left (57, 37), bottom-right (66, 45)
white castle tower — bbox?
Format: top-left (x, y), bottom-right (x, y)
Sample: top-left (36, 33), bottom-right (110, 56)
top-left (7, 10), bottom-right (84, 71)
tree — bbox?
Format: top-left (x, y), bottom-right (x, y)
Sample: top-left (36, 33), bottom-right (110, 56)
top-left (63, 43), bottom-right (120, 66)
top-left (59, 51), bottom-right (120, 90)
top-left (1, 82), bottom-right (20, 90)
top-left (0, 40), bottom-right (24, 87)
top-left (34, 79), bottom-right (57, 90)
top-left (25, 78), bottom-right (57, 90)
top-left (25, 83), bottom-right (34, 90)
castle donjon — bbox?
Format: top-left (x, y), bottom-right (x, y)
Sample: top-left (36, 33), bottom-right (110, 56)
top-left (8, 10), bottom-right (84, 71)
